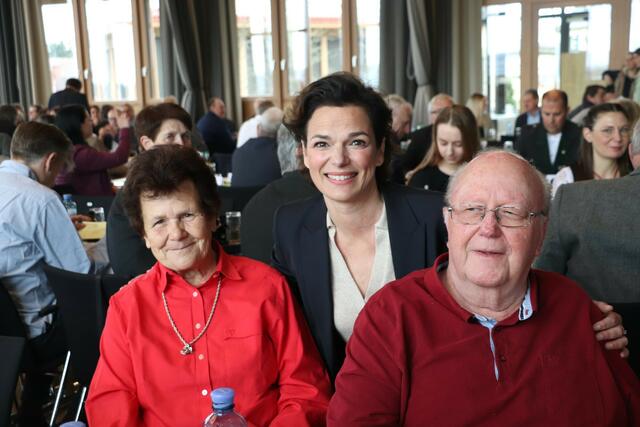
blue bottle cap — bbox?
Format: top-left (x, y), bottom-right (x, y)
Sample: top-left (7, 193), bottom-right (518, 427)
top-left (63, 194), bottom-right (73, 201)
top-left (211, 387), bottom-right (235, 409)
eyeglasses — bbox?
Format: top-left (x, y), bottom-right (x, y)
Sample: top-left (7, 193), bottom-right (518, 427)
top-left (147, 212), bottom-right (204, 233)
top-left (447, 205), bottom-right (546, 228)
top-left (595, 126), bottom-right (631, 138)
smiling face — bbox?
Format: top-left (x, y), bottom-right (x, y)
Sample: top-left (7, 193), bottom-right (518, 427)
top-left (444, 153), bottom-right (547, 290)
top-left (436, 123), bottom-right (465, 169)
top-left (303, 105), bottom-right (384, 207)
top-left (584, 111), bottom-right (630, 162)
top-left (141, 180), bottom-right (216, 275)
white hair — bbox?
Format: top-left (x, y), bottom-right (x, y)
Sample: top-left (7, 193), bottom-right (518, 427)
top-left (258, 107), bottom-right (284, 137)
top-left (631, 119), bottom-right (640, 156)
top-left (428, 93), bottom-right (454, 114)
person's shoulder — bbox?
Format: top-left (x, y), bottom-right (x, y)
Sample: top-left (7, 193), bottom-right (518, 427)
top-left (363, 268), bottom-right (431, 316)
top-left (276, 192), bottom-right (324, 217)
top-left (225, 254), bottom-right (291, 297)
top-left (531, 269), bottom-right (594, 305)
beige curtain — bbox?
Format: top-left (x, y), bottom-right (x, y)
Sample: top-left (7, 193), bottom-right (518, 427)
top-left (450, 0), bottom-right (482, 104)
top-left (24, 0), bottom-right (51, 106)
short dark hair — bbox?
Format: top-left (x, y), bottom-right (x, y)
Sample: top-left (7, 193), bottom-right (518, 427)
top-left (633, 47), bottom-right (640, 56)
top-left (0, 105), bottom-right (19, 126)
top-left (11, 121), bottom-right (72, 165)
top-left (582, 85), bottom-right (605, 104)
top-left (285, 72), bottom-right (392, 184)
top-left (55, 104), bottom-right (88, 146)
top-left (121, 145), bottom-right (220, 236)
top-left (135, 103), bottom-right (192, 142)
top-left (524, 89), bottom-right (539, 99)
top-left (66, 78), bottom-right (82, 90)
top-left (101, 104), bottom-right (114, 121)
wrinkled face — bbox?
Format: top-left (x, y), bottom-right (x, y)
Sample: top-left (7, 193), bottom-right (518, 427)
top-left (541, 100), bottom-right (566, 134)
top-left (444, 153), bottom-right (547, 290)
top-left (430, 97), bottom-right (454, 125)
top-left (141, 181), bottom-right (216, 274)
top-left (141, 119), bottom-right (192, 151)
top-left (583, 112), bottom-right (630, 162)
top-left (523, 93), bottom-right (538, 113)
top-left (303, 105), bottom-right (384, 206)
top-left (436, 123), bottom-right (465, 167)
top-left (392, 104), bottom-right (412, 140)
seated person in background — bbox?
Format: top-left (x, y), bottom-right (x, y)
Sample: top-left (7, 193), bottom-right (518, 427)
top-left (237, 99), bottom-right (275, 148)
top-left (328, 150), bottom-right (639, 426)
top-left (400, 93), bottom-right (454, 176)
top-left (514, 89), bottom-right (540, 130)
top-left (54, 104), bottom-right (130, 196)
top-left (406, 105), bottom-right (480, 192)
top-left (231, 106), bottom-right (283, 187)
top-left (552, 103), bottom-right (632, 196)
top-left (196, 96), bottom-right (236, 159)
top-left (0, 122), bottom-right (92, 426)
top-left (87, 145), bottom-right (331, 426)
top-left (385, 94), bottom-right (413, 184)
top-left (241, 125), bottom-right (318, 263)
top-left (0, 104), bottom-right (23, 160)
top-left (568, 84), bottom-right (606, 125)
top-left (535, 120), bottom-right (640, 303)
top-left (107, 103), bottom-right (194, 278)
top-left (516, 89), bottom-right (581, 176)
top-left (465, 93), bottom-right (491, 139)
top-left (28, 104), bottom-right (44, 122)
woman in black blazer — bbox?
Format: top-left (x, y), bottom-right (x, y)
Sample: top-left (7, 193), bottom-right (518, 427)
top-left (272, 73), bottom-right (628, 382)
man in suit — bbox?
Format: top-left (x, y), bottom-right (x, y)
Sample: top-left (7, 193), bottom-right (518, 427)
top-left (534, 120), bottom-right (640, 302)
top-left (516, 89), bottom-right (581, 175)
top-left (397, 93), bottom-right (454, 181)
top-left (196, 96), bottom-right (236, 158)
top-left (241, 125), bottom-right (318, 263)
top-left (514, 88), bottom-right (540, 130)
top-left (47, 78), bottom-right (89, 111)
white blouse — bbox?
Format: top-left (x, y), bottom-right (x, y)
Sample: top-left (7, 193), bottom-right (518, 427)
top-left (327, 203), bottom-right (396, 341)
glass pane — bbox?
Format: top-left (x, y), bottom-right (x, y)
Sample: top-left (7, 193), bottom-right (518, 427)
top-left (482, 3), bottom-right (522, 131)
top-left (356, 0), bottom-right (380, 88)
top-left (286, 0), bottom-right (309, 95)
top-left (235, 0), bottom-right (274, 97)
top-left (84, 0), bottom-right (138, 102)
top-left (41, 0), bottom-right (80, 93)
top-left (309, 0), bottom-right (342, 83)
top-left (537, 4), bottom-right (611, 109)
top-left (145, 0), bottom-right (163, 99)
top-left (631, 0), bottom-right (640, 51)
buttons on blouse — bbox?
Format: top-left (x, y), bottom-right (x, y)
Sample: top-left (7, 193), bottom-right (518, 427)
top-left (198, 354), bottom-right (204, 361)
top-left (195, 323), bottom-right (201, 330)
top-left (193, 291), bottom-right (198, 298)
top-left (201, 389), bottom-right (208, 396)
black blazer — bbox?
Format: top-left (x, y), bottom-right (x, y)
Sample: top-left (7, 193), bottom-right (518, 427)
top-left (271, 184), bottom-right (447, 380)
top-left (516, 121), bottom-right (581, 175)
top-left (47, 88), bottom-right (89, 110)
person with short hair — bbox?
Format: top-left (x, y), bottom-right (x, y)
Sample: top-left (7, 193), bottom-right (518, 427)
top-left (568, 84), bottom-right (606, 125)
top-left (47, 77), bottom-right (89, 110)
top-left (0, 122), bottom-right (92, 426)
top-left (516, 89), bottom-right (582, 176)
top-left (328, 150), bottom-right (639, 426)
top-left (196, 96), bottom-right (236, 158)
top-left (231, 106), bottom-right (283, 187)
top-left (237, 99), bottom-right (275, 148)
top-left (514, 88), bottom-right (540, 130)
top-left (87, 145), bottom-right (331, 426)
top-left (107, 103), bottom-right (195, 278)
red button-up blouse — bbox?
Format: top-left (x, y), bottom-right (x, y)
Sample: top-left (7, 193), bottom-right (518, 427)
top-left (86, 245), bottom-right (331, 426)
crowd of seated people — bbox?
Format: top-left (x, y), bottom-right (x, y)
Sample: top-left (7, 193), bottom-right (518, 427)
top-left (1, 62), bottom-right (640, 426)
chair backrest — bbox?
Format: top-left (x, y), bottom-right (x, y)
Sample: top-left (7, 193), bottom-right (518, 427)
top-left (0, 335), bottom-right (25, 427)
top-left (217, 185), bottom-right (264, 214)
top-left (612, 302), bottom-right (640, 378)
top-left (72, 195), bottom-right (115, 218)
top-left (101, 274), bottom-right (129, 304)
top-left (43, 266), bottom-right (107, 386)
top-left (0, 280), bottom-right (27, 339)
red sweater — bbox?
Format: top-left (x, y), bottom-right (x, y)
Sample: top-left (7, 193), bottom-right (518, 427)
top-left (328, 254), bottom-right (640, 426)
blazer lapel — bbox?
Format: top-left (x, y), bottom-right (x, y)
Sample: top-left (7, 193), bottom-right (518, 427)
top-left (554, 133), bottom-right (571, 169)
top-left (383, 186), bottom-right (425, 279)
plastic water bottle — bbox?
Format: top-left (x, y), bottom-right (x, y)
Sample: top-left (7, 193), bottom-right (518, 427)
top-left (203, 388), bottom-right (247, 427)
top-left (62, 194), bottom-right (77, 216)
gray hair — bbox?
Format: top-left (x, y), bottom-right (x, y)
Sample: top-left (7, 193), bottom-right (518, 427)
top-left (276, 125), bottom-right (301, 174)
top-left (428, 93), bottom-right (454, 114)
top-left (444, 149), bottom-right (551, 214)
top-left (385, 94), bottom-right (409, 111)
top-left (631, 119), bottom-right (640, 156)
top-left (258, 107), bottom-right (284, 138)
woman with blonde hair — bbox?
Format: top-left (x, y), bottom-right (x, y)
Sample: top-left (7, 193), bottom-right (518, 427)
top-left (466, 92), bottom-right (492, 137)
top-left (406, 105), bottom-right (481, 192)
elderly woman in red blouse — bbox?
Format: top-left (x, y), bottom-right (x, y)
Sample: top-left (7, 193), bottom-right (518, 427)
top-left (86, 145), bottom-right (330, 426)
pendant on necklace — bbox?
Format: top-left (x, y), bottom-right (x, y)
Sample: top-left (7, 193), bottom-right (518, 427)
top-left (180, 344), bottom-right (193, 355)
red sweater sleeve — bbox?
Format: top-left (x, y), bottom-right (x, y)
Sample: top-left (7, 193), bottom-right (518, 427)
top-left (268, 274), bottom-right (332, 426)
top-left (73, 128), bottom-right (131, 172)
top-left (86, 294), bottom-right (142, 426)
top-left (328, 297), bottom-right (405, 426)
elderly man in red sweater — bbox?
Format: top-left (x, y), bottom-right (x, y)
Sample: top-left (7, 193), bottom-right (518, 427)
top-left (328, 150), bottom-right (640, 426)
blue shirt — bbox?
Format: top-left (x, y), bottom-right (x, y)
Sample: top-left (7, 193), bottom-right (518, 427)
top-left (526, 110), bottom-right (541, 125)
top-left (0, 160), bottom-right (91, 338)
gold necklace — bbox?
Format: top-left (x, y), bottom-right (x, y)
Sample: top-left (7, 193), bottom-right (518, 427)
top-left (162, 275), bottom-right (222, 355)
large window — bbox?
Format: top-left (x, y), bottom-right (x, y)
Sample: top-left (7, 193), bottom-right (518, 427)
top-left (42, 0), bottom-right (80, 93)
top-left (482, 3), bottom-right (522, 127)
top-left (631, 0), bottom-right (640, 51)
top-left (235, 0), bottom-right (379, 105)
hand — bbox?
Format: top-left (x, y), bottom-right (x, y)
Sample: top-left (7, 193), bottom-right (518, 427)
top-left (71, 214), bottom-right (93, 231)
top-left (116, 108), bottom-right (131, 129)
top-left (592, 300), bottom-right (629, 358)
